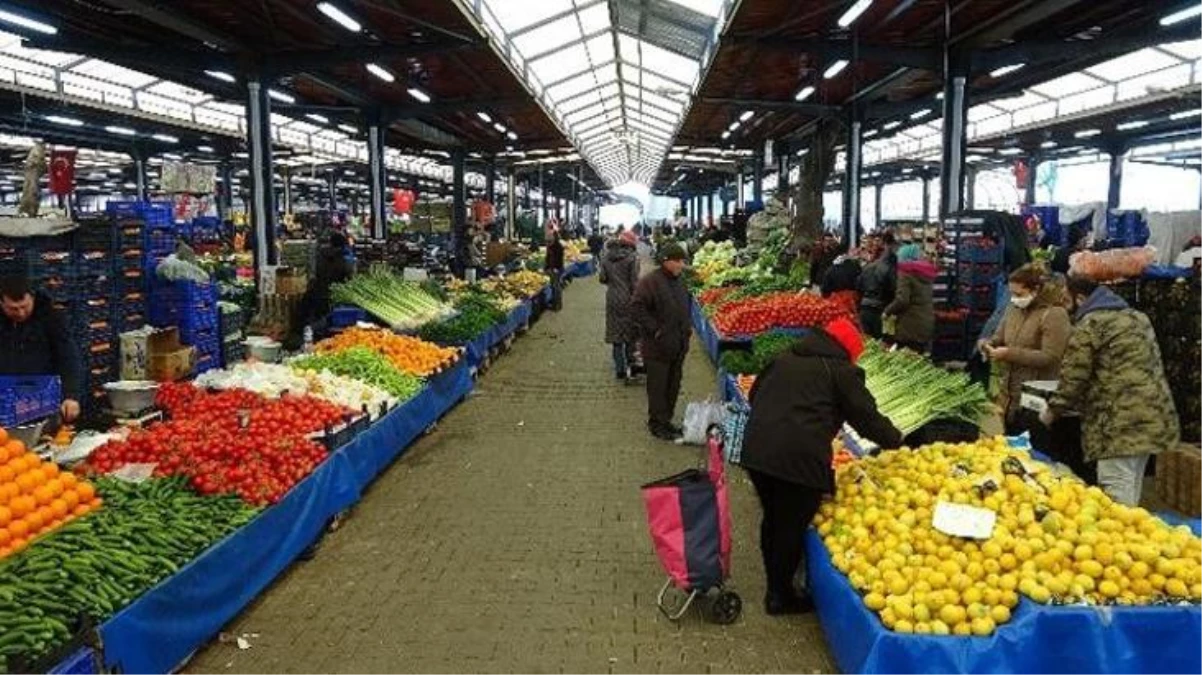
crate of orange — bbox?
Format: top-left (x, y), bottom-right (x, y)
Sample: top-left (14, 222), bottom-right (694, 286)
top-left (0, 430), bottom-right (101, 559)
top-left (315, 326), bottom-right (459, 378)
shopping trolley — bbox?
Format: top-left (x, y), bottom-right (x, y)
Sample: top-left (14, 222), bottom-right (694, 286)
top-left (640, 427), bottom-right (742, 624)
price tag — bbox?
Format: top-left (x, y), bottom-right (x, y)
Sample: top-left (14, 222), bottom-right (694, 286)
top-left (933, 501), bottom-right (997, 539)
top-left (1020, 392), bottom-right (1048, 413)
top-left (110, 462), bottom-right (157, 483)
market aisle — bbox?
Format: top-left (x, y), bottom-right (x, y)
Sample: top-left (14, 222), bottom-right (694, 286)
top-left (187, 277), bottom-right (834, 674)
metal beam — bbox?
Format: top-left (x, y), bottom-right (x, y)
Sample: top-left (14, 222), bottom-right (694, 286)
top-left (725, 36), bottom-right (940, 71)
top-left (98, 0), bottom-right (241, 50)
top-left (27, 39), bottom-right (233, 72)
top-left (526, 26), bottom-right (612, 64)
top-left (264, 40), bottom-right (477, 75)
top-left (510, 0), bottom-right (608, 38)
top-left (973, 23), bottom-right (1201, 72)
top-left (700, 97), bottom-right (841, 118)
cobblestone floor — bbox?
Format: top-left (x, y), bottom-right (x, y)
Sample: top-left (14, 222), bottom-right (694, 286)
top-left (186, 275), bottom-right (835, 674)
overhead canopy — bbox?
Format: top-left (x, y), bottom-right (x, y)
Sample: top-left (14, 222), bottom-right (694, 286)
top-left (464, 0), bottom-right (733, 187)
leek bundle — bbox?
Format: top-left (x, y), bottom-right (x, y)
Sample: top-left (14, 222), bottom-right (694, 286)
top-left (860, 341), bottom-right (990, 434)
top-left (331, 271), bottom-right (454, 330)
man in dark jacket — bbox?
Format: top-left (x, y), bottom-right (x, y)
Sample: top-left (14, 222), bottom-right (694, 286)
top-left (632, 242), bottom-right (691, 440)
top-left (741, 318), bottom-right (902, 615)
top-left (858, 233), bottom-right (897, 338)
top-left (0, 276), bottom-right (82, 423)
top-left (545, 232), bottom-right (566, 311)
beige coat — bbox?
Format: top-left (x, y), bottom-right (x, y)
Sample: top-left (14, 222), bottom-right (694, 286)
top-left (990, 286), bottom-right (1072, 420)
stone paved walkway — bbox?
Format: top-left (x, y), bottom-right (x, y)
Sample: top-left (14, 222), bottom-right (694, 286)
top-left (186, 275), bottom-right (835, 674)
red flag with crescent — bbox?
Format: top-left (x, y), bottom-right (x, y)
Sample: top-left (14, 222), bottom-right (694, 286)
top-left (49, 149), bottom-right (77, 195)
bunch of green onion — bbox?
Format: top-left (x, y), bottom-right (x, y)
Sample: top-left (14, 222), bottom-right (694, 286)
top-left (859, 341), bottom-right (990, 434)
top-left (331, 271), bottom-right (453, 330)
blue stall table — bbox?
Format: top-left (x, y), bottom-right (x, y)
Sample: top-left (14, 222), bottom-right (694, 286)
top-left (689, 297), bottom-right (720, 365)
top-left (453, 301), bottom-right (533, 370)
top-left (91, 361), bottom-right (473, 674)
top-left (805, 444), bottom-right (1202, 675)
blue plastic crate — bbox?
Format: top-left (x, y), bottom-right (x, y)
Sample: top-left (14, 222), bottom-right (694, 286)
top-left (193, 350), bottom-right (220, 375)
top-left (117, 270), bottom-right (146, 295)
top-left (0, 375), bottom-right (61, 426)
top-left (76, 250), bottom-right (113, 276)
top-left (180, 324), bottom-right (219, 347)
top-left (330, 305), bottom-right (367, 328)
top-left (106, 201), bottom-right (172, 227)
top-left (74, 220), bottom-right (116, 253)
top-left (116, 248), bottom-right (144, 270)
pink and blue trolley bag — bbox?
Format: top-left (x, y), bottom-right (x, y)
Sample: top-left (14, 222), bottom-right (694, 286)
top-left (641, 428), bottom-right (742, 624)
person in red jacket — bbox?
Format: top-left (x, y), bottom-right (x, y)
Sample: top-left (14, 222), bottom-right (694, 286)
top-left (741, 317), bottom-right (903, 615)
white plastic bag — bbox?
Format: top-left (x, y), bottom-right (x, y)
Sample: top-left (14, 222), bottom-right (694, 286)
top-left (682, 399), bottom-right (728, 446)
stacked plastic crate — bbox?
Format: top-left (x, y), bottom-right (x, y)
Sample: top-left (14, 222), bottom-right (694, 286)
top-left (104, 204), bottom-right (151, 333)
top-left (149, 278), bottom-right (222, 375)
top-left (0, 226), bottom-right (116, 419)
top-left (952, 220), bottom-right (1005, 347)
top-left (218, 302), bottom-right (246, 366)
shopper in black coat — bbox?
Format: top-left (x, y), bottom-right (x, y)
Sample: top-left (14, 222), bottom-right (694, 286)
top-left (545, 232), bottom-right (566, 311)
top-left (0, 277), bottom-right (82, 423)
top-left (599, 232), bottom-right (640, 379)
top-left (631, 242), bottom-right (691, 440)
top-left (741, 318), bottom-right (903, 615)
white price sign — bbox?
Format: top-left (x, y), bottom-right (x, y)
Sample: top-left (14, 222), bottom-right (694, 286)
top-left (933, 501), bottom-right (997, 540)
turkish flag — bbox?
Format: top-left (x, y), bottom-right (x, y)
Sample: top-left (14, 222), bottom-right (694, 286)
top-left (393, 188), bottom-right (414, 214)
top-left (48, 149), bottom-right (77, 195)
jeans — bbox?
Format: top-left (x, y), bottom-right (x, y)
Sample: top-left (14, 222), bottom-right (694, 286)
top-left (611, 342), bottom-right (633, 377)
top-left (645, 355), bottom-right (685, 432)
top-left (1096, 454), bottom-right (1151, 506)
top-left (746, 469), bottom-right (823, 599)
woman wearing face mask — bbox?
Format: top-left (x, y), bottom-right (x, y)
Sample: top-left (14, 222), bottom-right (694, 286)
top-left (979, 264), bottom-right (1071, 434)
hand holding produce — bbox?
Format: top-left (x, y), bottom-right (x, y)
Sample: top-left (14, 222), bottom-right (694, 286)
top-left (817, 437), bottom-right (1202, 638)
top-left (315, 327), bottom-right (458, 377)
top-left (0, 431), bottom-right (101, 559)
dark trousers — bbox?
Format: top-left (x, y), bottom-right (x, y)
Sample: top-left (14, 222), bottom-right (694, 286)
top-left (746, 469), bottom-right (823, 599)
top-left (548, 272), bottom-right (563, 311)
top-left (1012, 410), bottom-right (1096, 485)
top-left (859, 307), bottom-right (884, 339)
top-left (644, 355), bottom-right (684, 431)
top-left (611, 342), bottom-right (634, 377)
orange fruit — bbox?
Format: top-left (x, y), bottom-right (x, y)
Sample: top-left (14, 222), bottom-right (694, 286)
top-left (0, 465), bottom-right (14, 482)
top-left (29, 466), bottom-right (48, 486)
top-left (0, 547), bottom-right (9, 558)
top-left (9, 537), bottom-right (26, 553)
top-left (45, 478), bottom-right (63, 498)
top-left (75, 483), bottom-right (95, 502)
top-left (0, 446), bottom-right (9, 464)
top-left (0, 527), bottom-right (7, 546)
top-left (41, 463), bottom-right (59, 479)
top-left (72, 503), bottom-right (90, 517)
top-left (49, 499), bottom-right (68, 520)
top-left (35, 505), bottom-right (54, 526)
top-left (0, 483), bottom-right (16, 502)
top-left (14, 473), bottom-right (36, 494)
top-left (32, 485), bottom-right (53, 506)
top-left (89, 497), bottom-right (102, 509)
top-left (59, 473), bottom-right (78, 488)
top-left (8, 519), bottom-right (29, 539)
top-left (0, 427), bottom-right (8, 444)
top-left (0, 505), bottom-right (9, 527)
top-left (9, 495), bottom-right (33, 517)
top-left (4, 439), bottom-right (23, 456)
top-left (62, 490), bottom-right (79, 509)
top-left (23, 510), bottom-right (42, 531)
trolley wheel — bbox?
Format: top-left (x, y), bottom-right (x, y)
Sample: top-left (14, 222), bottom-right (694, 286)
top-left (706, 590), bottom-right (742, 625)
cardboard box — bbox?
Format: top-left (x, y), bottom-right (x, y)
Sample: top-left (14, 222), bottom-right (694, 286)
top-left (275, 267), bottom-right (308, 296)
top-left (145, 327), bottom-right (197, 382)
top-left (120, 329), bottom-right (151, 380)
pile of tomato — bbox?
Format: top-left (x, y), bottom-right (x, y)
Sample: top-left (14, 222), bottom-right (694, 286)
top-left (81, 384), bottom-right (350, 505)
top-left (697, 286), bottom-right (739, 308)
top-left (711, 292), bottom-right (854, 337)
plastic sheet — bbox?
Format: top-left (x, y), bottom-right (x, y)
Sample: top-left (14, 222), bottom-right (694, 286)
top-left (90, 362), bottom-right (473, 674)
top-left (806, 446), bottom-right (1202, 674)
top-left (457, 301), bottom-right (532, 369)
top-left (689, 297), bottom-right (720, 365)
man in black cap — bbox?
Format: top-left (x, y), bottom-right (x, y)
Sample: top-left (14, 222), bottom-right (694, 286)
top-left (632, 242), bottom-right (692, 440)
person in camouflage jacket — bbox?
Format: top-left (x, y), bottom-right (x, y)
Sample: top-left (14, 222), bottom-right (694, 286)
top-left (1044, 276), bottom-right (1179, 506)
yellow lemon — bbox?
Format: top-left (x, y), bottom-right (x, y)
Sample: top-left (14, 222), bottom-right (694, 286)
top-left (970, 616), bottom-right (996, 636)
top-left (990, 605), bottom-right (1011, 624)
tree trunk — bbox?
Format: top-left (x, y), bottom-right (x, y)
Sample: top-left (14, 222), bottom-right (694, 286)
top-left (788, 121), bottom-right (842, 249)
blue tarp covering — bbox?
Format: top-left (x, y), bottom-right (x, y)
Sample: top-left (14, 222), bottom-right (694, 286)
top-left (717, 370), bottom-right (746, 407)
top-left (807, 445), bottom-right (1202, 674)
top-left (807, 530), bottom-right (1202, 674)
top-left (564, 258), bottom-right (597, 279)
top-left (690, 297), bottom-right (720, 365)
top-left (453, 301), bottom-right (533, 369)
top-left (91, 362), bottom-right (473, 674)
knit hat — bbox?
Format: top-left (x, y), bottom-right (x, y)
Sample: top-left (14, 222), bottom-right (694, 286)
top-left (823, 316), bottom-right (864, 363)
top-left (897, 243), bottom-right (923, 263)
top-left (658, 242), bottom-right (687, 262)
top-left (620, 230), bottom-right (637, 246)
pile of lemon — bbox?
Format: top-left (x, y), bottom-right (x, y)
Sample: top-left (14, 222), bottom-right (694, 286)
top-left (814, 437), bottom-right (1202, 636)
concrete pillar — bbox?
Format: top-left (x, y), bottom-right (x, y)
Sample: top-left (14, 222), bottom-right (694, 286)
top-left (939, 54), bottom-right (970, 218)
top-left (752, 155), bottom-right (764, 204)
top-left (217, 159), bottom-right (233, 220)
top-left (1023, 155), bottom-right (1040, 207)
top-left (281, 166), bottom-right (293, 216)
top-left (133, 152), bottom-right (148, 202)
top-left (367, 120), bottom-right (387, 238)
top-left (874, 182), bottom-right (883, 231)
top-left (921, 173), bottom-right (931, 223)
top-left (842, 110), bottom-right (863, 249)
top-left (246, 78), bottom-right (277, 270)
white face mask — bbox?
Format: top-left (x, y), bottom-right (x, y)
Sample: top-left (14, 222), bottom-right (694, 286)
top-left (1011, 295), bottom-right (1034, 309)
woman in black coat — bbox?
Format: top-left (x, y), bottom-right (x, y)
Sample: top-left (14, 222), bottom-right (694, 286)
top-left (599, 231), bottom-right (641, 379)
top-left (741, 318), bottom-right (903, 615)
